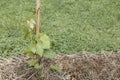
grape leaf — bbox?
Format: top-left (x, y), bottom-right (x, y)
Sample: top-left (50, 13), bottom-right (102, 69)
top-left (28, 59), bottom-right (38, 66)
top-left (36, 43), bottom-right (43, 56)
top-left (34, 64), bottom-right (42, 69)
top-left (38, 33), bottom-right (50, 49)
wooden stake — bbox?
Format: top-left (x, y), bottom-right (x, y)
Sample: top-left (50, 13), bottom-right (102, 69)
top-left (36, 0), bottom-right (40, 35)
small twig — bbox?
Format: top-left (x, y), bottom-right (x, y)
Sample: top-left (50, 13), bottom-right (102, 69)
top-left (27, 71), bottom-right (38, 80)
top-left (15, 71), bottom-right (29, 80)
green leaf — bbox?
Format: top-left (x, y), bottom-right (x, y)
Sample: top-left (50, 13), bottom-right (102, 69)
top-left (30, 42), bottom-right (36, 53)
top-left (50, 65), bottom-right (60, 71)
top-left (31, 46), bottom-right (36, 53)
top-left (24, 48), bottom-right (34, 56)
top-left (34, 63), bottom-right (42, 69)
top-left (26, 52), bottom-right (34, 57)
top-left (38, 33), bottom-right (50, 49)
top-left (24, 30), bottom-right (31, 39)
top-left (24, 48), bottom-right (30, 54)
top-left (36, 43), bottom-right (43, 56)
top-left (24, 30), bottom-right (29, 39)
top-left (28, 59), bottom-right (38, 66)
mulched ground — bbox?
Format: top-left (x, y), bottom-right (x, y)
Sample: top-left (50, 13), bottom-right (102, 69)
top-left (0, 52), bottom-right (120, 80)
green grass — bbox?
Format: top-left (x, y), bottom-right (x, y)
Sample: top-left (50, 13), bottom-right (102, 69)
top-left (0, 0), bottom-right (120, 56)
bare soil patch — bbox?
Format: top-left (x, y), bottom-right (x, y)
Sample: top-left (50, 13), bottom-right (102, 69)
top-left (0, 52), bottom-right (120, 80)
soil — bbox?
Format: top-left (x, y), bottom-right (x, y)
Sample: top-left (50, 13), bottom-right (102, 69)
top-left (0, 52), bottom-right (120, 80)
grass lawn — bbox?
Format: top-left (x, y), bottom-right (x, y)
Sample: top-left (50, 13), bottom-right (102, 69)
top-left (0, 0), bottom-right (120, 56)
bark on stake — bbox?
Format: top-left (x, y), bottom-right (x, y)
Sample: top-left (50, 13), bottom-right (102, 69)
top-left (36, 0), bottom-right (40, 35)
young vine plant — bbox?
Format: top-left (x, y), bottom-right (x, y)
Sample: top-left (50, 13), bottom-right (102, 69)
top-left (23, 19), bottom-right (56, 69)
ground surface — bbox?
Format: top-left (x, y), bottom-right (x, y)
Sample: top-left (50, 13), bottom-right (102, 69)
top-left (0, 52), bottom-right (120, 80)
top-left (0, 0), bottom-right (120, 56)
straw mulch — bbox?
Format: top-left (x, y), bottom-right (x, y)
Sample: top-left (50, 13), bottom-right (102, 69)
top-left (0, 52), bottom-right (120, 80)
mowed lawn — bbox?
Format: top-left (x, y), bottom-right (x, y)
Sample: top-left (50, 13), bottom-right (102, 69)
top-left (0, 0), bottom-right (120, 56)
